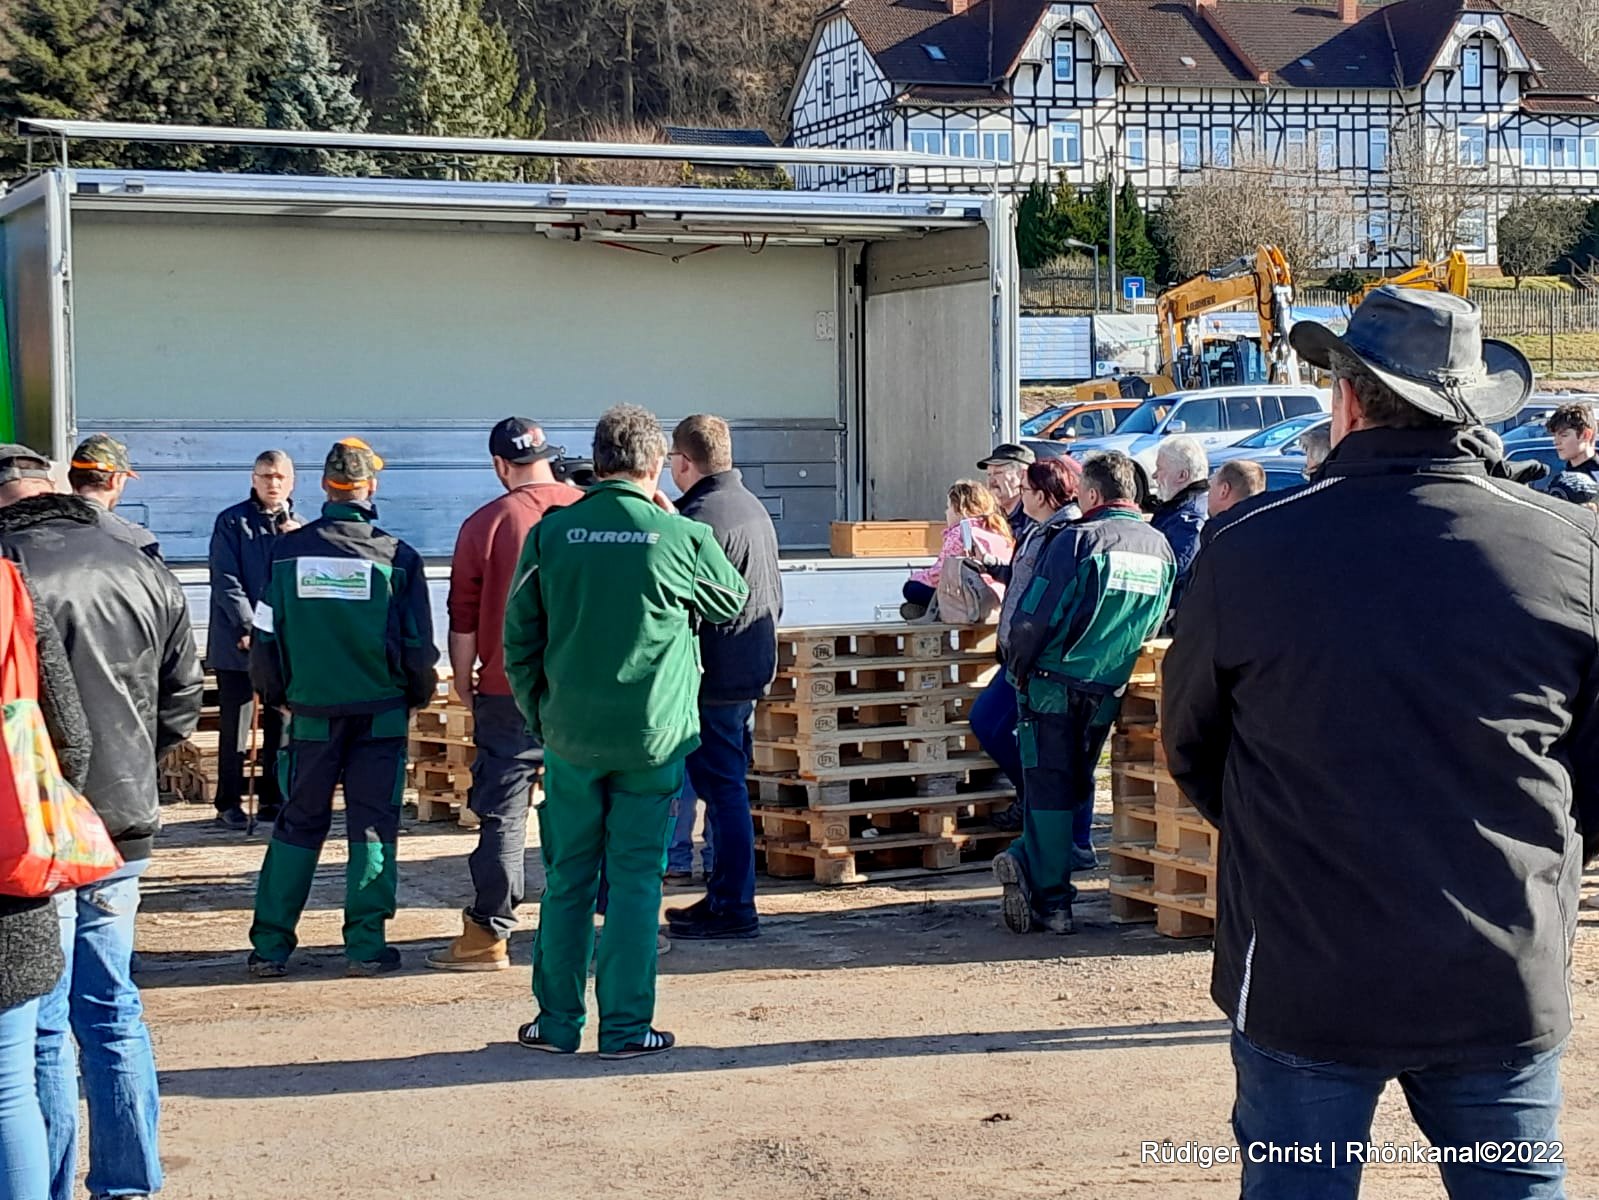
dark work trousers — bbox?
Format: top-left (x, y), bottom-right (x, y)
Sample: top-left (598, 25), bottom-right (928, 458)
top-left (970, 673), bottom-right (1094, 848)
top-left (215, 669), bottom-right (284, 813)
top-left (249, 710), bottom-right (409, 964)
top-left (1013, 689), bottom-right (1114, 917)
top-left (684, 700), bottom-right (756, 923)
top-left (465, 692), bottom-right (543, 940)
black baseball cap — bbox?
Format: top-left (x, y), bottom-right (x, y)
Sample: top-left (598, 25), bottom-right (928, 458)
top-left (977, 443), bottom-right (1036, 470)
top-left (490, 417), bottom-right (560, 465)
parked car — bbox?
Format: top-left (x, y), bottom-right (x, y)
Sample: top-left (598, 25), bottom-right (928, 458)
top-left (1020, 399), bottom-right (1140, 442)
top-left (1030, 385), bottom-right (1330, 494)
top-left (1210, 414), bottom-right (1329, 467)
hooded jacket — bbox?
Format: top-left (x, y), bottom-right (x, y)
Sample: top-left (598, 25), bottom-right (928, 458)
top-left (207, 491), bottom-right (297, 672)
top-left (0, 494), bottom-right (202, 862)
top-left (674, 470), bottom-right (782, 705)
top-left (1163, 425), bottom-right (1599, 1068)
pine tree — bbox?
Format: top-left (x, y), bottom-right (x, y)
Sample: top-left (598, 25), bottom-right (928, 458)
top-left (243, 0), bottom-right (375, 175)
top-left (1114, 179), bottom-right (1158, 284)
top-left (388, 0), bottom-right (541, 181)
top-left (0, 0), bottom-right (127, 173)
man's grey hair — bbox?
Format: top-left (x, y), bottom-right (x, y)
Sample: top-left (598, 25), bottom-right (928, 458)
top-left (255, 449), bottom-right (292, 469)
top-left (593, 404), bottom-right (668, 479)
top-left (1157, 435), bottom-right (1209, 483)
top-left (1299, 424), bottom-right (1332, 470)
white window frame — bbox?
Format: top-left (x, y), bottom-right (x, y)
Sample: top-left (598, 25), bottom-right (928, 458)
top-left (1127, 126), bottom-right (1146, 168)
top-left (1316, 128), bottom-right (1337, 170)
top-left (1585, 136), bottom-right (1599, 169)
top-left (1285, 127), bottom-right (1307, 167)
top-left (1051, 120), bottom-right (1082, 165)
top-left (1462, 45), bottom-right (1482, 88)
top-left (1180, 126), bottom-right (1200, 169)
top-left (1553, 134), bottom-right (1578, 168)
top-left (1367, 210), bottom-right (1388, 249)
top-left (1523, 133), bottom-right (1550, 168)
top-left (1212, 126), bottom-right (1233, 167)
top-left (1459, 124), bottom-right (1486, 166)
top-left (1054, 36), bottom-right (1075, 83)
top-left (1368, 127), bottom-right (1388, 172)
top-left (1456, 208), bottom-right (1487, 251)
top-left (982, 130), bottom-right (1013, 163)
top-left (909, 129), bottom-right (946, 155)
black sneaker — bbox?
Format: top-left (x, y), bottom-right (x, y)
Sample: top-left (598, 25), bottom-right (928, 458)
top-left (216, 806), bottom-right (249, 832)
top-left (899, 601), bottom-right (928, 621)
top-left (246, 953), bottom-right (288, 979)
top-left (667, 906), bottom-right (759, 941)
top-left (1070, 844), bottom-right (1099, 873)
top-left (990, 801), bottom-right (1024, 832)
top-left (256, 804), bottom-right (281, 827)
top-left (1042, 907), bottom-right (1076, 935)
top-left (346, 947), bottom-right (402, 977)
top-left (665, 897), bottom-right (712, 925)
top-left (517, 1019), bottom-right (575, 1054)
top-left (599, 1029), bottom-right (675, 1060)
top-left (992, 851), bottom-right (1035, 934)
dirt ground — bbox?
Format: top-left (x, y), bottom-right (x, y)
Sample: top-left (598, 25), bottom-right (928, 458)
top-left (129, 798), bottom-right (1599, 1200)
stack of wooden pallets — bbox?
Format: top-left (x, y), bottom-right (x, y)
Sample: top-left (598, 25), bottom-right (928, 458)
top-left (408, 688), bottom-right (480, 828)
top-left (748, 622), bottom-right (1019, 885)
top-left (1107, 640), bottom-right (1217, 937)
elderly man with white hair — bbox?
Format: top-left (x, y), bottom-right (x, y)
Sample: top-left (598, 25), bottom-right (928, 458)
top-left (1150, 435), bottom-right (1210, 628)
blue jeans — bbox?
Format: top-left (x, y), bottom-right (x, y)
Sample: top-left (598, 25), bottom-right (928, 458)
top-left (970, 674), bottom-right (1093, 849)
top-left (37, 859), bottom-right (161, 1200)
top-left (684, 701), bottom-right (756, 923)
top-left (667, 778), bottom-right (714, 876)
top-left (1, 998), bottom-right (47, 1200)
top-left (1231, 1030), bottom-right (1565, 1199)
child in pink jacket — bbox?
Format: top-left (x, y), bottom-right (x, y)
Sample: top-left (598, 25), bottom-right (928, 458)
top-left (901, 480), bottom-right (1015, 619)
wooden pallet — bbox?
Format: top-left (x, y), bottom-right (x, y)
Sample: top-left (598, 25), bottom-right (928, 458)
top-left (752, 726), bottom-right (981, 778)
top-left (754, 684), bottom-right (981, 740)
top-left (755, 796), bottom-right (1019, 885)
top-left (159, 739), bottom-right (212, 806)
top-left (775, 623), bottom-right (999, 670)
top-left (748, 753), bottom-right (1009, 808)
top-left (767, 658), bottom-right (996, 703)
top-left (413, 789), bottom-right (481, 828)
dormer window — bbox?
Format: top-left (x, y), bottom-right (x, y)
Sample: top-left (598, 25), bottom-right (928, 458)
top-left (1054, 37), bottom-right (1075, 82)
top-left (923, 44), bottom-right (946, 61)
top-left (1462, 45), bottom-right (1481, 87)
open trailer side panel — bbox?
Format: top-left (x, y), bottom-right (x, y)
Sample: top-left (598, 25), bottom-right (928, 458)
top-left (0, 173), bottom-right (71, 460)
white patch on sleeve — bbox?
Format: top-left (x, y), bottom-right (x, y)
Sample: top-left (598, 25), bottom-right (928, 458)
top-left (294, 557), bottom-right (374, 601)
top-left (1105, 550), bottom-right (1166, 597)
top-left (252, 601), bottom-right (274, 633)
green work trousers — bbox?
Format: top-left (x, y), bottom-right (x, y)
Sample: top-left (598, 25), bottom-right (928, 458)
top-left (532, 749), bottom-right (682, 1053)
top-left (249, 710), bottom-right (409, 965)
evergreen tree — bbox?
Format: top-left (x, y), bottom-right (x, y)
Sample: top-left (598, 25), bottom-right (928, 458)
top-left (243, 0), bottom-right (375, 175)
top-left (388, 0), bottom-right (541, 181)
top-left (0, 0), bottom-right (126, 173)
top-left (1017, 180), bottom-right (1064, 268)
top-left (1114, 179), bottom-right (1158, 284)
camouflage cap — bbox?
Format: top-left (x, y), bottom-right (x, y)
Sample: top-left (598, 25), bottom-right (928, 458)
top-left (324, 437), bottom-right (385, 490)
top-left (71, 433), bottom-right (137, 478)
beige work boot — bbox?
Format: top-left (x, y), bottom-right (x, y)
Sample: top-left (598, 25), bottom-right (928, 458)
top-left (426, 918), bottom-right (510, 972)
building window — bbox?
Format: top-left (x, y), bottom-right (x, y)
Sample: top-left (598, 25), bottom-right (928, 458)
top-left (1459, 124), bottom-right (1486, 166)
top-left (1367, 210), bottom-right (1388, 251)
top-left (1585, 136), bottom-right (1599, 168)
top-left (1462, 45), bottom-right (1482, 88)
top-left (1368, 127), bottom-right (1388, 171)
top-left (1317, 128), bottom-right (1337, 170)
top-left (1457, 208), bottom-right (1486, 250)
top-left (1180, 127), bottom-right (1200, 169)
top-left (1523, 134), bottom-right (1550, 167)
top-left (1127, 126), bottom-right (1147, 167)
top-left (849, 52), bottom-right (861, 98)
top-left (944, 130), bottom-right (978, 158)
top-left (982, 131), bottom-right (1013, 163)
top-left (1553, 135), bottom-right (1578, 168)
top-left (1212, 126), bottom-right (1233, 166)
top-left (1052, 120), bottom-right (1082, 165)
top-left (908, 129), bottom-right (945, 155)
top-left (1054, 37), bottom-right (1075, 83)
top-left (1285, 127), bottom-right (1307, 167)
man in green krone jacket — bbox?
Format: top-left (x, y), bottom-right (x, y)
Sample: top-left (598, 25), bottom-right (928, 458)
top-left (504, 405), bottom-right (748, 1059)
top-left (247, 438), bottom-right (439, 978)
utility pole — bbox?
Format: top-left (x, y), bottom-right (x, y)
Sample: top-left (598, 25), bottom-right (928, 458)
top-left (1108, 147), bottom-right (1119, 312)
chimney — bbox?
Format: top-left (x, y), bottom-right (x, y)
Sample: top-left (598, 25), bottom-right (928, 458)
top-left (948, 0), bottom-right (974, 13)
top-left (1339, 0), bottom-right (1359, 22)
top-left (1195, 0), bottom-right (1217, 10)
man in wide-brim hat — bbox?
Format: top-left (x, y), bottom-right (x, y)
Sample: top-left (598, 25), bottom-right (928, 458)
top-left (1161, 286), bottom-right (1596, 1197)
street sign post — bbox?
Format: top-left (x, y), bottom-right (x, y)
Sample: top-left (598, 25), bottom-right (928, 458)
top-left (1123, 276), bottom-right (1146, 302)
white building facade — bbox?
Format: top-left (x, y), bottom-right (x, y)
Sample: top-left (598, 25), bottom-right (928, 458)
top-left (786, 0), bottom-right (1599, 267)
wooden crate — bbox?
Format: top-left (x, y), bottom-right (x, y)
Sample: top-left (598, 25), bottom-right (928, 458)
top-left (829, 521), bottom-right (945, 558)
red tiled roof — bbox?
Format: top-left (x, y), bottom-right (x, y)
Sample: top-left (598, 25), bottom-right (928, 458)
top-left (1504, 13), bottom-right (1599, 96)
top-left (1521, 95), bottom-right (1599, 112)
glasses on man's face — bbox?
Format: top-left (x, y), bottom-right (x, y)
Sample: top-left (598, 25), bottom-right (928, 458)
top-left (254, 472), bottom-right (290, 484)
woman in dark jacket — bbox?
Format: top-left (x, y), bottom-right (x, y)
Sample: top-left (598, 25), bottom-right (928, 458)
top-left (0, 560), bottom-right (91, 1200)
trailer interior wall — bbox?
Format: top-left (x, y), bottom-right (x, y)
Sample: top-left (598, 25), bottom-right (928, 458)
top-left (862, 225), bottom-right (1002, 520)
top-left (0, 177), bottom-right (66, 458)
top-left (66, 210), bottom-right (846, 558)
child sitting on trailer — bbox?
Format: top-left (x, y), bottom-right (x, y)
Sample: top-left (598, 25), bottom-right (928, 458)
top-left (901, 480), bottom-right (1013, 620)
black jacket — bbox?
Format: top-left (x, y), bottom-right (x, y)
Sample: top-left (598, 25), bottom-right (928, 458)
top-left (1150, 481), bottom-right (1208, 625)
top-left (207, 492), bottom-right (296, 672)
top-left (675, 470), bottom-right (782, 705)
top-left (1163, 426), bottom-right (1599, 1069)
top-left (0, 495), bottom-right (203, 862)
top-left (0, 563), bottom-right (92, 1010)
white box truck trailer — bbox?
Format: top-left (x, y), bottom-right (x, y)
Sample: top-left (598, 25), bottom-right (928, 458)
top-left (1, 121), bottom-right (1019, 628)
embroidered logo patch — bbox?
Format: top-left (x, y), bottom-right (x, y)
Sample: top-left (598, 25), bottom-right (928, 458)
top-left (295, 557), bottom-right (373, 600)
top-left (1105, 550), bottom-right (1165, 597)
top-left (565, 529), bottom-right (660, 545)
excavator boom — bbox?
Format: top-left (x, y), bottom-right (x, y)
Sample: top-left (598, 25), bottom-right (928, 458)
top-left (1349, 250), bottom-right (1469, 307)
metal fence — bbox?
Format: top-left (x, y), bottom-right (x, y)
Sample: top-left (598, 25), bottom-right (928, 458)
top-left (1298, 287), bottom-right (1599, 336)
top-left (1020, 268), bottom-right (1109, 313)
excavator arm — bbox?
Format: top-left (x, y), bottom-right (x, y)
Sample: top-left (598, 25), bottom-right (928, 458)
top-left (1156, 244), bottom-right (1297, 388)
top-left (1348, 250), bottom-right (1469, 308)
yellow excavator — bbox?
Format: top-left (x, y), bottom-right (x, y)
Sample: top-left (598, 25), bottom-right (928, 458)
top-left (1348, 250), bottom-right (1470, 308)
top-left (1058, 244), bottom-right (1301, 401)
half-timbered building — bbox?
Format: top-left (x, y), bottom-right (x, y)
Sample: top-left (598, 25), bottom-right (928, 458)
top-left (786, 0), bottom-right (1599, 266)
